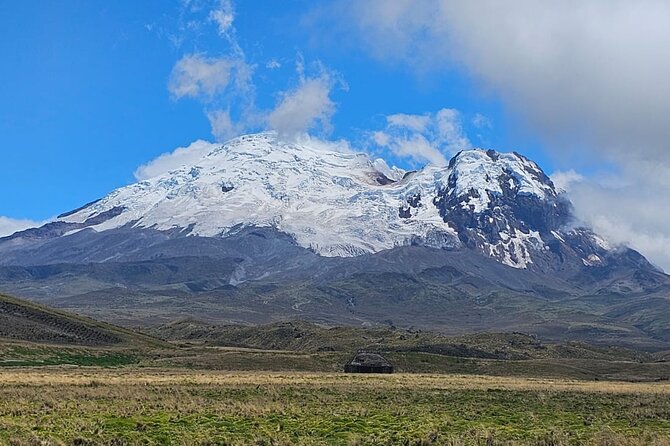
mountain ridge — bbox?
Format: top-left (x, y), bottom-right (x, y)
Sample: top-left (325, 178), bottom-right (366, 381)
top-left (0, 133), bottom-right (667, 348)
top-left (0, 133), bottom-right (645, 271)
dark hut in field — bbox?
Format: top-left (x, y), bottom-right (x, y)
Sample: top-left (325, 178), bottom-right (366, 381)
top-left (344, 352), bottom-right (394, 374)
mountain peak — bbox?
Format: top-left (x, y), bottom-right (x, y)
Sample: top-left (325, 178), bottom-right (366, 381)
top-left (2, 133), bottom-right (616, 269)
top-left (445, 148), bottom-right (557, 212)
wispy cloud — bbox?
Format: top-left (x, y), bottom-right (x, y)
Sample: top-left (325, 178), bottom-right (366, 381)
top-left (550, 170), bottom-right (584, 194)
top-left (134, 140), bottom-right (218, 180)
top-left (209, 0), bottom-right (235, 37)
top-left (386, 114), bottom-right (430, 133)
top-left (169, 54), bottom-right (245, 100)
top-left (0, 216), bottom-right (46, 237)
top-left (267, 62), bottom-right (343, 137)
top-left (371, 108), bottom-right (472, 166)
top-left (472, 113), bottom-right (492, 129)
top-left (167, 1), bottom-right (345, 143)
top-left (564, 173), bottom-right (670, 272)
top-left (167, 0), bottom-right (256, 141)
top-left (206, 109), bottom-right (243, 142)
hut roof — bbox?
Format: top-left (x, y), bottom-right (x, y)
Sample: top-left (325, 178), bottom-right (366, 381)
top-left (347, 352), bottom-right (392, 368)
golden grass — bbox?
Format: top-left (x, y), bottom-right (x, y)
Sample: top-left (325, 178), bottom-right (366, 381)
top-left (1, 368), bottom-right (668, 394)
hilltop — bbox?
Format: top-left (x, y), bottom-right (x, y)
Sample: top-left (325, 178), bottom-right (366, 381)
top-left (0, 292), bottom-right (162, 348)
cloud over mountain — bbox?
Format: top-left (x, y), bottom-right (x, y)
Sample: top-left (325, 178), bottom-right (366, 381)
top-left (310, 0), bottom-right (670, 271)
top-left (371, 108), bottom-right (472, 166)
top-left (0, 217), bottom-right (46, 238)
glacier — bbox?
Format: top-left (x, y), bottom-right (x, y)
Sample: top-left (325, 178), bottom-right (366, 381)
top-left (48, 133), bottom-right (574, 268)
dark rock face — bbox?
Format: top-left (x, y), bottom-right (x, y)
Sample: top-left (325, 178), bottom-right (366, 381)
top-left (485, 149), bottom-right (499, 161)
top-left (437, 155), bottom-right (569, 231)
top-left (83, 206), bottom-right (126, 226)
top-left (375, 174), bottom-right (396, 185)
top-left (429, 151), bottom-right (587, 269)
top-left (399, 193), bottom-right (422, 219)
top-left (433, 184), bottom-right (571, 241)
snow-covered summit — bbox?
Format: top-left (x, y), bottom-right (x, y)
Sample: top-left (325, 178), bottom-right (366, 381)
top-left (447, 149), bottom-right (556, 212)
top-left (47, 133), bottom-right (576, 267)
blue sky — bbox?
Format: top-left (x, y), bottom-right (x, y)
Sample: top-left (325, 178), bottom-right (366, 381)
top-left (1, 1), bottom-right (670, 270)
top-left (0, 0), bottom-right (544, 222)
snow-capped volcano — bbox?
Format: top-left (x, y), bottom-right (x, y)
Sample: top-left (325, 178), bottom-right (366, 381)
top-left (5, 133), bottom-right (614, 269)
top-left (58, 133), bottom-right (455, 257)
top-left (3, 133), bottom-right (668, 345)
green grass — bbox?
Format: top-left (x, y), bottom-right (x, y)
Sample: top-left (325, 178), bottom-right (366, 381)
top-left (0, 345), bottom-right (137, 367)
top-left (0, 352), bottom-right (137, 367)
top-left (0, 371), bottom-right (669, 445)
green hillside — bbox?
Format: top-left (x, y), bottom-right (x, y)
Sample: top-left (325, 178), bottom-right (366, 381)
top-left (0, 293), bottom-right (165, 348)
top-left (148, 319), bottom-right (653, 362)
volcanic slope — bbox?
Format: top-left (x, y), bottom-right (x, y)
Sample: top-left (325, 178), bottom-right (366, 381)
top-left (0, 133), bottom-right (668, 348)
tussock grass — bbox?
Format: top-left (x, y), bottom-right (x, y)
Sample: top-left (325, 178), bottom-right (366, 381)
top-left (1, 369), bottom-right (669, 445)
top-left (1, 370), bottom-right (670, 393)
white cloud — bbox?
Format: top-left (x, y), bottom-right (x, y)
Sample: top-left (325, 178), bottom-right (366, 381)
top-left (293, 133), bottom-right (353, 154)
top-left (316, 0), bottom-right (670, 269)
top-left (209, 0), bottom-right (235, 37)
top-left (168, 2), bottom-right (350, 144)
top-left (168, 1), bottom-right (261, 141)
top-left (372, 131), bottom-right (390, 147)
top-left (386, 114), bottom-right (430, 132)
top-left (547, 166), bottom-right (670, 272)
top-left (435, 108), bottom-right (472, 153)
top-left (134, 140), bottom-right (218, 180)
top-left (550, 169), bottom-right (585, 193)
top-left (568, 176), bottom-right (670, 273)
top-left (371, 108), bottom-right (471, 166)
top-left (267, 72), bottom-right (337, 137)
top-left (328, 0), bottom-right (670, 163)
top-left (167, 52), bottom-right (254, 141)
top-left (206, 109), bottom-right (241, 142)
top-left (381, 132), bottom-right (447, 166)
top-left (0, 216), bottom-right (44, 237)
top-left (472, 113), bottom-right (491, 129)
top-left (169, 54), bottom-right (236, 100)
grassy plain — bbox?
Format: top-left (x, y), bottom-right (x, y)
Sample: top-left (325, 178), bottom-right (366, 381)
top-left (2, 294), bottom-right (670, 445)
top-left (1, 369), bottom-right (670, 446)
